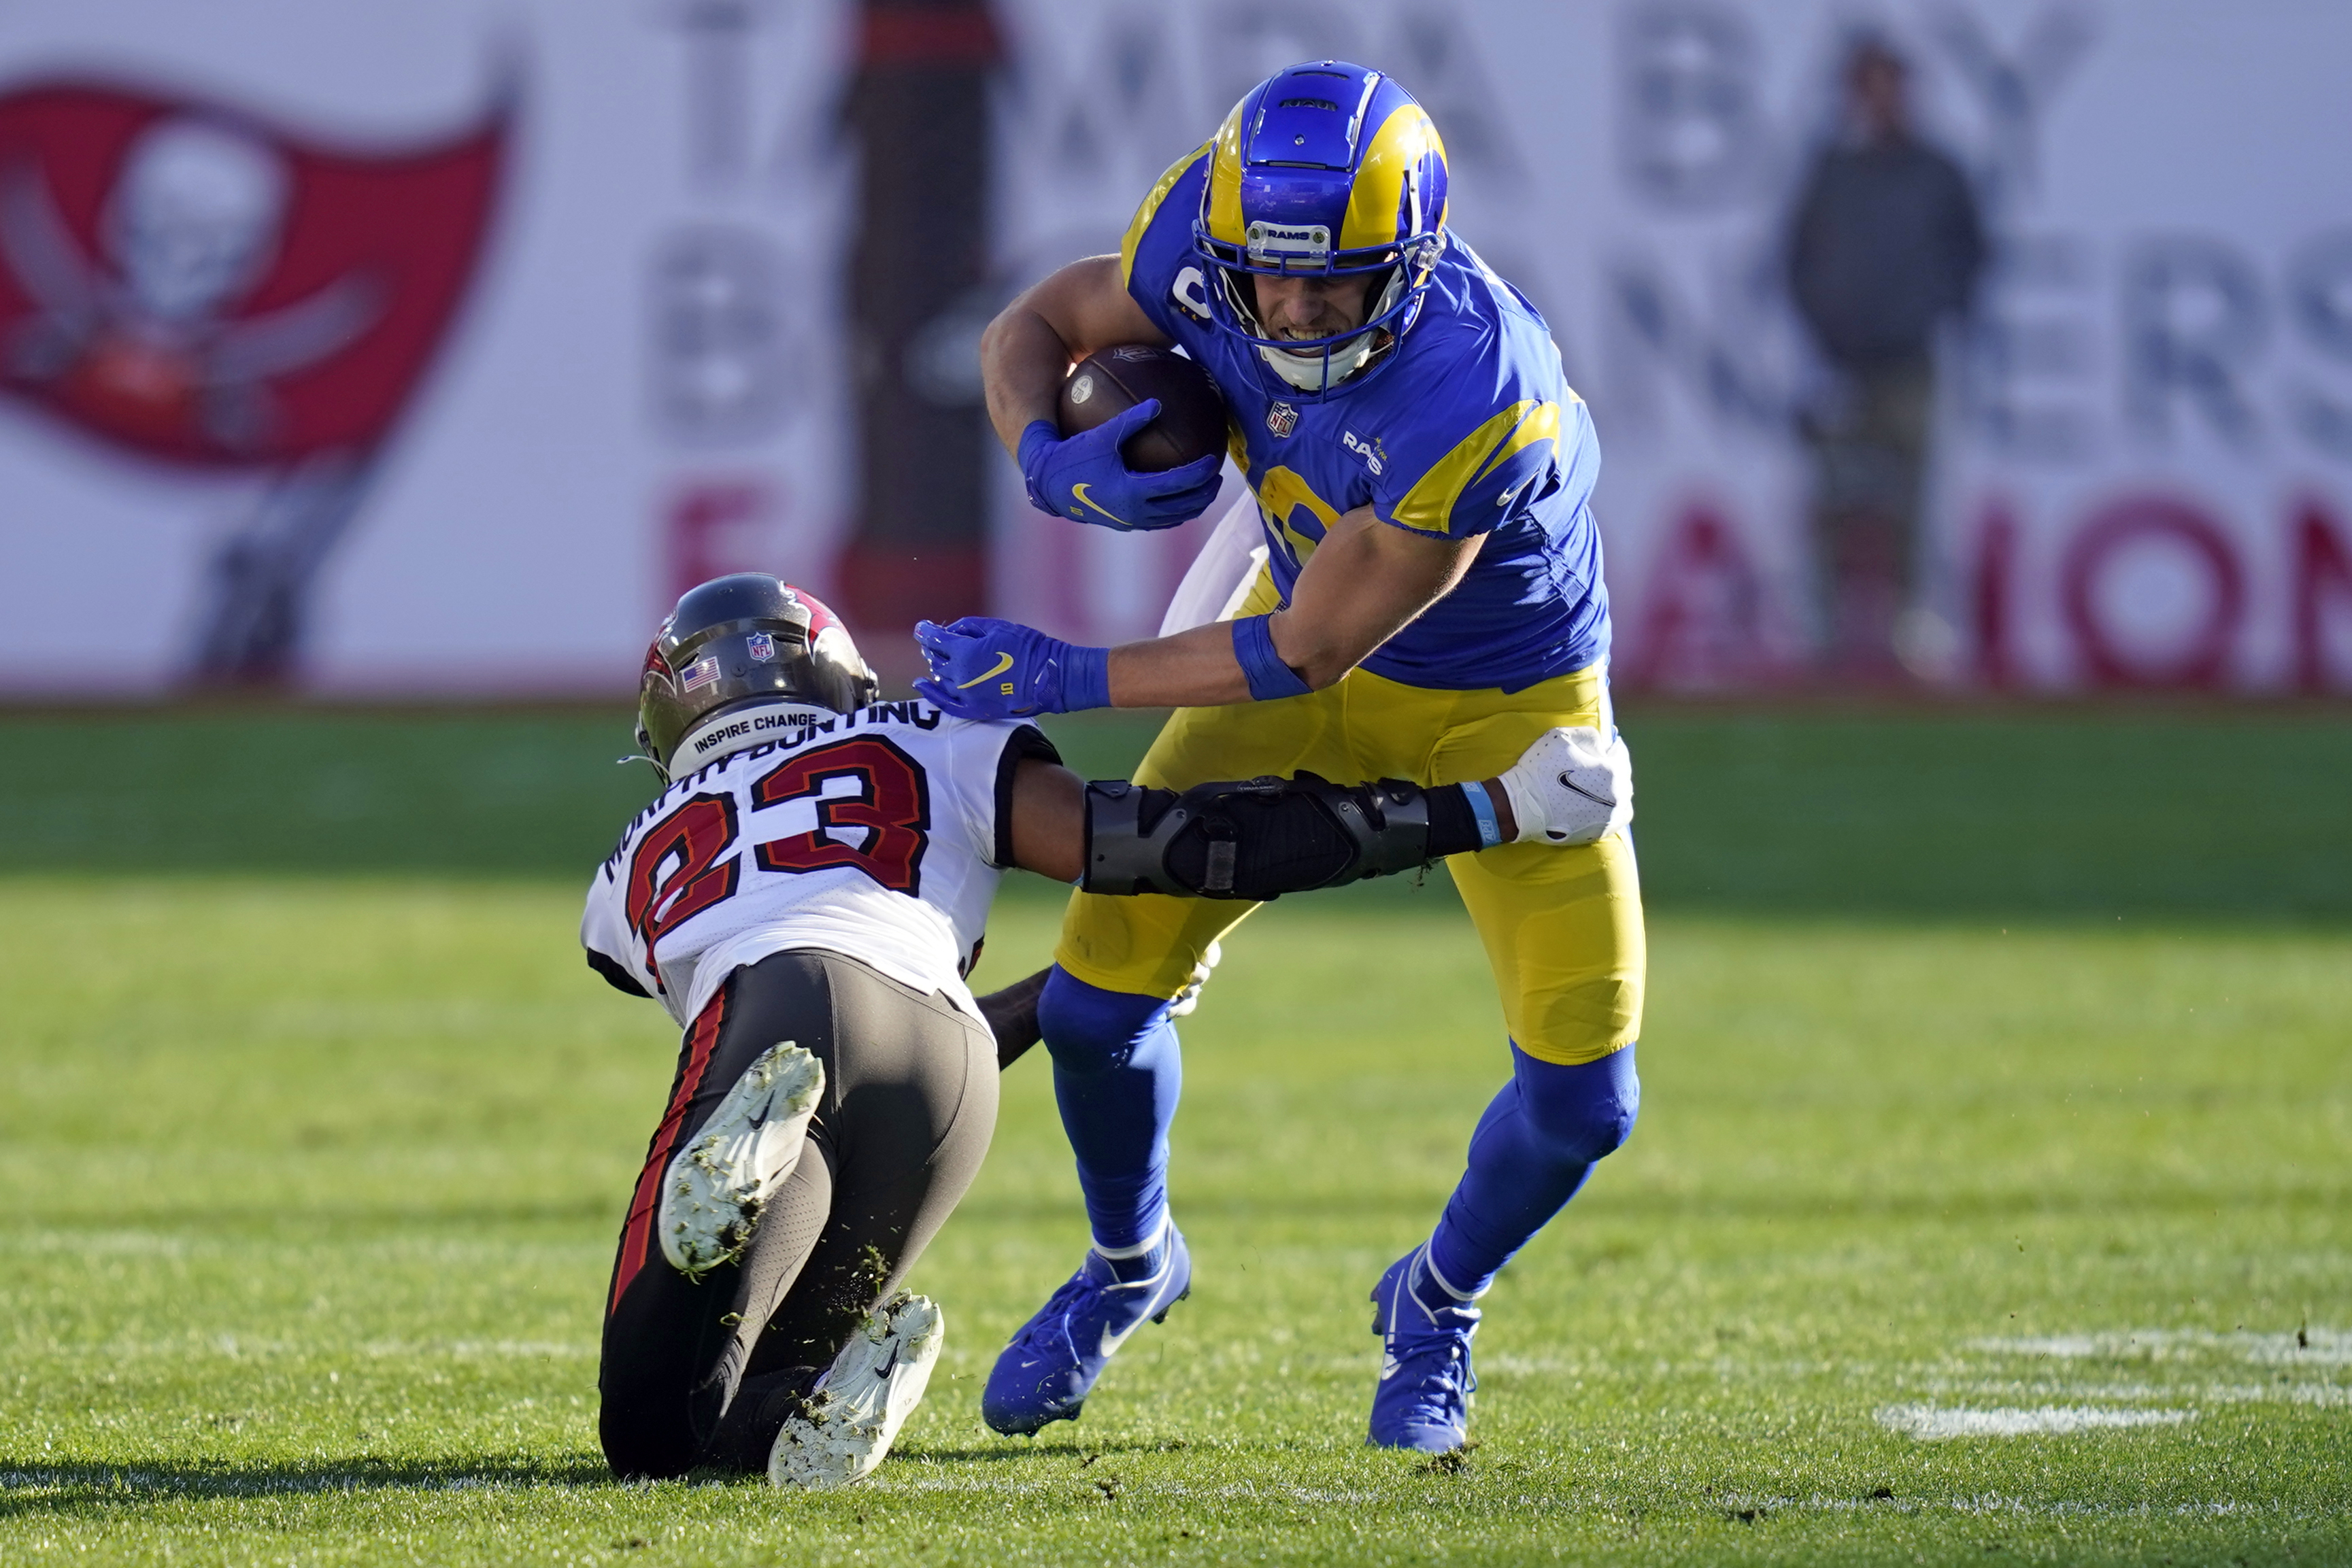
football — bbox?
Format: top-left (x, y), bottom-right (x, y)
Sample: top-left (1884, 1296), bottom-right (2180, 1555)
top-left (1058, 344), bottom-right (1230, 473)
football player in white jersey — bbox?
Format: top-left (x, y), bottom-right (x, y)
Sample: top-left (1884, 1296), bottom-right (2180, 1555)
top-left (584, 574), bottom-right (1631, 1487)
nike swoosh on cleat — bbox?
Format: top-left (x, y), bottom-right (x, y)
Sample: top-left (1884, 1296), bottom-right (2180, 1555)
top-left (1069, 483), bottom-right (1127, 526)
top-left (1098, 1320), bottom-right (1139, 1359)
top-left (958, 651), bottom-right (1016, 689)
top-left (1379, 1352), bottom-right (1401, 1382)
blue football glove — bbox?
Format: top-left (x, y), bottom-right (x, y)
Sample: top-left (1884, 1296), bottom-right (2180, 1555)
top-left (912, 616), bottom-right (1111, 720)
top-left (1018, 403), bottom-right (1223, 532)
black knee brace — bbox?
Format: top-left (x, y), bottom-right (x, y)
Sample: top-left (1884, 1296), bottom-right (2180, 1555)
top-left (1082, 772), bottom-right (1464, 900)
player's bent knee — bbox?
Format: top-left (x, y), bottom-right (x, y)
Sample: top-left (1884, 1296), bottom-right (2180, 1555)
top-left (1039, 966), bottom-right (1174, 1075)
top-left (601, 1431), bottom-right (696, 1482)
top-left (1513, 1041), bottom-right (1639, 1165)
top-left (597, 1391), bottom-right (703, 1480)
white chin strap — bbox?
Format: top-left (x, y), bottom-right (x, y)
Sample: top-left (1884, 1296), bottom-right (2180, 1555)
top-left (1260, 333), bottom-right (1375, 390)
top-left (1256, 267), bottom-right (1409, 390)
top-left (671, 701), bottom-right (837, 774)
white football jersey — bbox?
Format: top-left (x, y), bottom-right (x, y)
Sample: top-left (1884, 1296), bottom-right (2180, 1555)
top-left (581, 702), bottom-right (1057, 1028)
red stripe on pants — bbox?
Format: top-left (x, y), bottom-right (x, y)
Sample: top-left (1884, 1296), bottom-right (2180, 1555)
top-left (608, 987), bottom-right (730, 1316)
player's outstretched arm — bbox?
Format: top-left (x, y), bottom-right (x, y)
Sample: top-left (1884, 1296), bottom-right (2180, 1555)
top-left (979, 728), bottom-right (1628, 1068)
top-left (1000, 756), bottom-right (1507, 888)
top-left (1001, 724), bottom-right (1631, 891)
top-left (912, 507), bottom-right (1481, 719)
top-left (1101, 504), bottom-right (1483, 705)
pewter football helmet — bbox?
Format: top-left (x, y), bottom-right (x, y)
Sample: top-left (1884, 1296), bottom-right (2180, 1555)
top-left (635, 574), bottom-right (878, 779)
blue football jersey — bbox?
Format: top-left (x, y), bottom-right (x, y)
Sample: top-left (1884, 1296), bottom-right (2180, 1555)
top-left (1120, 143), bottom-right (1611, 693)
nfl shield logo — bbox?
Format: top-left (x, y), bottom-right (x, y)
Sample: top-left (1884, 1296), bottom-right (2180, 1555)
top-left (1266, 402), bottom-right (1298, 438)
top-left (746, 632), bottom-right (776, 662)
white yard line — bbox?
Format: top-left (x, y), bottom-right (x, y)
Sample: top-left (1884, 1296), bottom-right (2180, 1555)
top-left (1877, 1403), bottom-right (2195, 1439)
top-left (1969, 1328), bottom-right (2351, 1367)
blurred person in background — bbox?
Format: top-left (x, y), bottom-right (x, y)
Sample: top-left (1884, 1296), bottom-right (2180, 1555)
top-left (1785, 33), bottom-right (1985, 681)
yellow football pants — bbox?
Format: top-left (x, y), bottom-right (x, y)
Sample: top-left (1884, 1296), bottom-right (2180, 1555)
top-left (1053, 658), bottom-right (1646, 1066)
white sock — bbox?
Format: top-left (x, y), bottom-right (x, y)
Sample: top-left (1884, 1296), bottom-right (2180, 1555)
top-left (1419, 1246), bottom-right (1483, 1303)
top-left (1092, 1212), bottom-right (1170, 1263)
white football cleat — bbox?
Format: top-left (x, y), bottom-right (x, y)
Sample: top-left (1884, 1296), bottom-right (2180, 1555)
top-left (768, 1292), bottom-right (945, 1489)
top-left (658, 1040), bottom-right (824, 1279)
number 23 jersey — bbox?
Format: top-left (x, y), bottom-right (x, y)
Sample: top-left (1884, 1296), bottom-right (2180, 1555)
top-left (581, 704), bottom-right (1058, 1029)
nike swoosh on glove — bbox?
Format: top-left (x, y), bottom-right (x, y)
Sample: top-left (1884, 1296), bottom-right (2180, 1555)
top-left (912, 617), bottom-right (1112, 720)
top-left (1018, 403), bottom-right (1223, 532)
top-left (1496, 726), bottom-right (1634, 845)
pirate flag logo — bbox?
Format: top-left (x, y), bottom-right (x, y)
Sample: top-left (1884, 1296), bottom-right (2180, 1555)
top-left (0, 78), bottom-right (507, 683)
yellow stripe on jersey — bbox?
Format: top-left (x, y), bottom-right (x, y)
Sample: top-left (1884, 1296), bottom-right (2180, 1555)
top-left (1339, 104), bottom-right (1448, 253)
top-left (1120, 137), bottom-right (1215, 289)
top-left (1203, 99), bottom-right (1251, 250)
top-left (1475, 399), bottom-right (1563, 483)
top-left (1385, 398), bottom-right (1564, 535)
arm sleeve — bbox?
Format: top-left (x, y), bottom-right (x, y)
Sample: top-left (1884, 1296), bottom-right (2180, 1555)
top-left (990, 722), bottom-right (1063, 869)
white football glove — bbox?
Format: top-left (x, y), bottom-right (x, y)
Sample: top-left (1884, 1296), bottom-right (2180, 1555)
top-left (1497, 726), bottom-right (1633, 846)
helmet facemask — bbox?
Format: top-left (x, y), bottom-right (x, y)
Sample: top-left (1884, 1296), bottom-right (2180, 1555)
top-left (1213, 254), bottom-right (1424, 393)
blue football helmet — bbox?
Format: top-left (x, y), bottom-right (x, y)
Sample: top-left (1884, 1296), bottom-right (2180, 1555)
top-left (1192, 62), bottom-right (1449, 396)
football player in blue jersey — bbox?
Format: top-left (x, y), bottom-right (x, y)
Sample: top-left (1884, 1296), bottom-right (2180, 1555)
top-left (915, 63), bottom-right (1645, 1454)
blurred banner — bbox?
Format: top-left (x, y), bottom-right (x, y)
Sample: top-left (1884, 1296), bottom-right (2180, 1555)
top-left (992, 0), bottom-right (2352, 693)
top-left (0, 0), bottom-right (856, 695)
top-left (3, 0), bottom-right (2349, 695)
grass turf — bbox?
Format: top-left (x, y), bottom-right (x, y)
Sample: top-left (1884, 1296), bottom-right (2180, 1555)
top-left (0, 707), bottom-right (2347, 1564)
top-left (7, 702), bottom-right (2350, 919)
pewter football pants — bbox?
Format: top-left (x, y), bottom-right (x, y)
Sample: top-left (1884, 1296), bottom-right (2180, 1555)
top-left (598, 949), bottom-right (996, 1480)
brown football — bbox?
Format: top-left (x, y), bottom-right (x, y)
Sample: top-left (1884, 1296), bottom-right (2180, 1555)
top-left (1056, 345), bottom-right (1230, 473)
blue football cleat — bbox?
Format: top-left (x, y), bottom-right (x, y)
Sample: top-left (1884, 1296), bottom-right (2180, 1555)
top-left (1367, 1244), bottom-right (1480, 1452)
top-left (982, 1227), bottom-right (1192, 1435)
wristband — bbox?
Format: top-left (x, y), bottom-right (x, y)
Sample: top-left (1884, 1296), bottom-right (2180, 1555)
top-left (1458, 779), bottom-right (1505, 849)
top-left (1231, 614), bottom-right (1311, 702)
top-left (1059, 642), bottom-right (1112, 712)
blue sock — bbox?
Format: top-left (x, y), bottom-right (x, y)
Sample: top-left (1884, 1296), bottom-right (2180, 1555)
top-left (1037, 966), bottom-right (1182, 1255)
top-left (1425, 1042), bottom-right (1640, 1298)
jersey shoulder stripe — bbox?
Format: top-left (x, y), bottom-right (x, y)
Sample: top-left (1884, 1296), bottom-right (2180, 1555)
top-left (1385, 396), bottom-right (1567, 535)
top-left (1120, 141), bottom-right (1212, 292)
